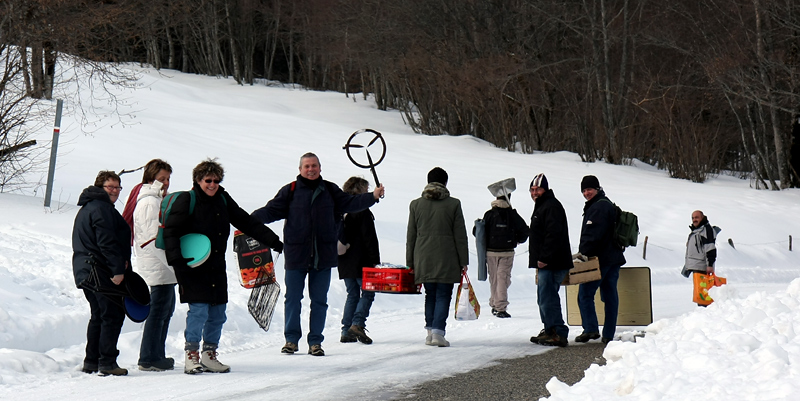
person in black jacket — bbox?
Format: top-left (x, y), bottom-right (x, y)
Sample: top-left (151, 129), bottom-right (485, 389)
top-left (72, 170), bottom-right (131, 376)
top-left (252, 152), bottom-right (384, 357)
top-left (478, 193), bottom-right (528, 318)
top-left (575, 175), bottom-right (626, 345)
top-left (337, 177), bottom-right (381, 344)
top-left (163, 159), bottom-right (283, 374)
top-left (528, 174), bottom-right (572, 347)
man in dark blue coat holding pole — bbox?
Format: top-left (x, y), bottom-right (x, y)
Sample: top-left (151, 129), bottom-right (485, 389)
top-left (252, 152), bottom-right (385, 357)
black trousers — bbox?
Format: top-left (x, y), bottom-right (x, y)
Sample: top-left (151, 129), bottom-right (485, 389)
top-left (83, 289), bottom-right (125, 369)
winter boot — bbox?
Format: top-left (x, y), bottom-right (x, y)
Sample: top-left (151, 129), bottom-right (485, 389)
top-left (81, 362), bottom-right (98, 374)
top-left (539, 332), bottom-right (568, 347)
top-left (281, 341), bottom-right (299, 354)
top-left (308, 344), bottom-right (325, 356)
top-left (340, 332), bottom-right (357, 343)
top-left (98, 362), bottom-right (128, 377)
top-left (575, 332), bottom-right (601, 343)
top-left (425, 329), bottom-right (433, 346)
top-left (530, 329), bottom-right (547, 344)
top-left (430, 333), bottom-right (450, 347)
top-left (347, 325), bottom-right (373, 344)
top-left (184, 350), bottom-right (203, 374)
top-left (201, 349), bottom-right (231, 373)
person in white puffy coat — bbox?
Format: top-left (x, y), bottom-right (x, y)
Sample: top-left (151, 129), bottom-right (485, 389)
top-left (132, 159), bottom-right (177, 371)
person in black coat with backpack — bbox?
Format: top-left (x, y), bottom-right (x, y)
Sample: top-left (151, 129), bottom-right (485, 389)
top-left (337, 177), bottom-right (381, 344)
top-left (478, 193), bottom-right (528, 318)
top-left (72, 170), bottom-right (131, 376)
top-left (575, 175), bottom-right (626, 345)
top-left (163, 159), bottom-right (282, 374)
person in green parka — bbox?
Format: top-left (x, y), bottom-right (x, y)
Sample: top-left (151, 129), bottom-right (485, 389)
top-left (406, 167), bottom-right (469, 347)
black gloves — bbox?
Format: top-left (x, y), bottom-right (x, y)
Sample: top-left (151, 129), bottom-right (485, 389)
top-left (272, 241), bottom-right (284, 254)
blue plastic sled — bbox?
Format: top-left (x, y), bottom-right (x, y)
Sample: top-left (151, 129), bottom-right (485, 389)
top-left (180, 233), bottom-right (211, 268)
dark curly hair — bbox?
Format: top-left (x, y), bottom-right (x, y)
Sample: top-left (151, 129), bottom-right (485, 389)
top-left (192, 158), bottom-right (224, 183)
top-left (94, 170), bottom-right (121, 187)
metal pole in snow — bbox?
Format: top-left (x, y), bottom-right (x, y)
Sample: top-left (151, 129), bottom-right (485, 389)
top-left (44, 99), bottom-right (63, 208)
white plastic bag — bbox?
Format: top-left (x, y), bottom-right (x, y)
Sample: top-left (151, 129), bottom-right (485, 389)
top-left (454, 272), bottom-right (480, 321)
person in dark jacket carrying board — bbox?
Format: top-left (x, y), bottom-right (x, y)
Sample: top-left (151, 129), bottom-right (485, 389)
top-left (163, 159), bottom-right (283, 374)
top-left (478, 193), bottom-right (528, 318)
top-left (575, 175), bottom-right (626, 345)
top-left (252, 152), bottom-right (385, 357)
top-left (527, 173), bottom-right (573, 347)
top-left (72, 170), bottom-right (131, 376)
top-left (337, 176), bottom-right (381, 344)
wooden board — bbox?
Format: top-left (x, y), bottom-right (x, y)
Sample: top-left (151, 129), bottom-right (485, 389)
top-left (566, 266), bottom-right (652, 326)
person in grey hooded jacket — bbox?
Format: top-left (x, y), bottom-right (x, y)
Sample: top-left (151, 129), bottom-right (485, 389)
top-left (683, 210), bottom-right (717, 276)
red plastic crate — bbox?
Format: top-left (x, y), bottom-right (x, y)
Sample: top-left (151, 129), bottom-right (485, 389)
top-left (362, 267), bottom-right (421, 294)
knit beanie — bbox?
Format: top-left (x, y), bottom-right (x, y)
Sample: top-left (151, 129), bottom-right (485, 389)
top-left (530, 173), bottom-right (549, 190)
top-left (580, 175), bottom-right (600, 192)
top-left (427, 167), bottom-right (448, 186)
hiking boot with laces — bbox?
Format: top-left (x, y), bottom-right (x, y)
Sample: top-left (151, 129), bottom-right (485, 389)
top-left (575, 332), bottom-right (601, 343)
top-left (347, 325), bottom-right (373, 344)
top-left (98, 363), bottom-right (128, 377)
top-left (201, 350), bottom-right (230, 373)
top-left (530, 329), bottom-right (547, 344)
top-left (340, 333), bottom-right (357, 343)
top-left (184, 350), bottom-right (203, 374)
top-left (539, 332), bottom-right (568, 347)
top-left (281, 342), bottom-right (299, 354)
top-left (308, 344), bottom-right (325, 356)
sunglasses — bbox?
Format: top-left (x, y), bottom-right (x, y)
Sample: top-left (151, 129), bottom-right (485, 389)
top-left (204, 179), bottom-right (221, 184)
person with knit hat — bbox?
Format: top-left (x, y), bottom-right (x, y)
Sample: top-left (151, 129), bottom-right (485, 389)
top-left (574, 175), bottom-right (626, 344)
top-left (475, 181), bottom-right (528, 319)
top-left (527, 173), bottom-right (573, 347)
top-left (407, 167), bottom-right (469, 347)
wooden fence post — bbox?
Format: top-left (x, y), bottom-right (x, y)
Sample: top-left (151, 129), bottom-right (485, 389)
top-left (642, 236), bottom-right (648, 260)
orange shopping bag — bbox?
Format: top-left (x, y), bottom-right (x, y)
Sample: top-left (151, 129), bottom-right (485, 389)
top-left (693, 272), bottom-right (727, 306)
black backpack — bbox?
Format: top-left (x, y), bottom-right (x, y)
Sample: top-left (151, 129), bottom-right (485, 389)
top-left (599, 199), bottom-right (639, 249)
top-left (486, 208), bottom-right (517, 250)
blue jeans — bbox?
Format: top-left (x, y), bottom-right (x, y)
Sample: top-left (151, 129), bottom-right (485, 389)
top-left (184, 303), bottom-right (227, 350)
top-left (284, 268), bottom-right (331, 345)
top-left (536, 269), bottom-right (569, 339)
top-left (578, 264), bottom-right (621, 339)
top-left (138, 284), bottom-right (176, 365)
top-left (83, 289), bottom-right (125, 369)
top-left (423, 283), bottom-right (454, 336)
top-left (341, 278), bottom-right (375, 334)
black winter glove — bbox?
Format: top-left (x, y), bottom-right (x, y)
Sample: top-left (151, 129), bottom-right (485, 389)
top-left (169, 257), bottom-right (194, 269)
top-left (272, 241), bottom-right (283, 254)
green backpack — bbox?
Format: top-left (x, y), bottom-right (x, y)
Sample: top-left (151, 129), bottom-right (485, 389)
top-left (600, 199), bottom-right (639, 249)
top-left (155, 190), bottom-right (226, 250)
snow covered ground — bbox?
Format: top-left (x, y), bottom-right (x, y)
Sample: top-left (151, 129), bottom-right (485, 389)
top-left (1, 65), bottom-right (800, 400)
